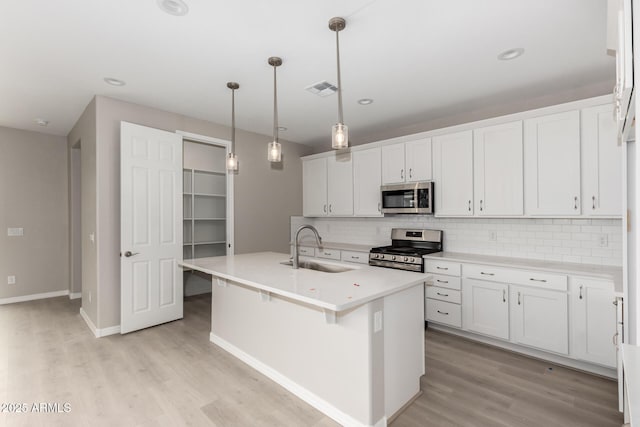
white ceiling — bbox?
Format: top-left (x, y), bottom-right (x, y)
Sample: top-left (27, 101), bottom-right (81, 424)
top-left (1, 0), bottom-right (614, 147)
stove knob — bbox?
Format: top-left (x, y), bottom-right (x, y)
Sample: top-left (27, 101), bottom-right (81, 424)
top-left (392, 256), bottom-right (397, 261)
top-left (404, 257), bottom-right (409, 262)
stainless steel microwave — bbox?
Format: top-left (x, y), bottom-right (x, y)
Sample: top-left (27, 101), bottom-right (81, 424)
top-left (381, 181), bottom-right (434, 214)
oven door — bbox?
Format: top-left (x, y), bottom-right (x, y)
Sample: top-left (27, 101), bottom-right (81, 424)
top-left (381, 182), bottom-right (433, 214)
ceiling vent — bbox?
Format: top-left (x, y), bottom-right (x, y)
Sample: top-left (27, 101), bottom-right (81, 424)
top-left (305, 81), bottom-right (338, 97)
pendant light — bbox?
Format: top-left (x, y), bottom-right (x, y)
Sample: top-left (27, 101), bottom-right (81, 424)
top-left (226, 82), bottom-right (239, 171)
top-left (329, 17), bottom-right (348, 149)
top-left (267, 57), bottom-right (283, 162)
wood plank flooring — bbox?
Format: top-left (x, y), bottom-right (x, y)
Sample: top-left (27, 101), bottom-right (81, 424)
top-left (0, 295), bottom-right (623, 426)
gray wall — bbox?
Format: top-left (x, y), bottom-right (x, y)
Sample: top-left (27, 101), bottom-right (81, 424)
top-left (91, 96), bottom-right (311, 328)
top-left (0, 126), bottom-right (69, 300)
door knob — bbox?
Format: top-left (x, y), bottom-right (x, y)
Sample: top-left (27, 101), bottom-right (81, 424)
top-left (124, 251), bottom-right (139, 257)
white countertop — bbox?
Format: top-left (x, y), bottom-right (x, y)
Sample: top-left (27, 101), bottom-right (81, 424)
top-left (179, 252), bottom-right (428, 312)
top-left (424, 251), bottom-right (623, 294)
top-left (622, 344), bottom-right (640, 425)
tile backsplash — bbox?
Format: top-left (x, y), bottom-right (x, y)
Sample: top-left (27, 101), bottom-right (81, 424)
top-left (291, 216), bottom-right (623, 267)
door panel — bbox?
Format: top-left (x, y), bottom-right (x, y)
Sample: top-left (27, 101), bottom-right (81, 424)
top-left (353, 148), bottom-right (382, 216)
top-left (303, 157), bottom-right (328, 216)
top-left (462, 279), bottom-right (509, 340)
top-left (405, 138), bottom-right (432, 182)
top-left (433, 131), bottom-right (474, 216)
top-left (381, 143), bottom-right (405, 184)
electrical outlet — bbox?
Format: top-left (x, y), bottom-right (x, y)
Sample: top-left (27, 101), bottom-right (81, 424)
top-left (7, 227), bottom-right (23, 236)
top-left (599, 234), bottom-right (609, 248)
top-left (7, 275), bottom-right (16, 285)
top-left (374, 311), bottom-right (383, 333)
top-left (489, 231), bottom-right (497, 241)
top-left (89, 232), bottom-right (95, 244)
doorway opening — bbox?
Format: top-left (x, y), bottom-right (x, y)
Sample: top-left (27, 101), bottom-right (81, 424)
top-left (70, 140), bottom-right (82, 300)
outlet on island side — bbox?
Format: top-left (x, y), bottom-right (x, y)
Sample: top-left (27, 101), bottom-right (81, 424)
top-left (7, 275), bottom-right (16, 285)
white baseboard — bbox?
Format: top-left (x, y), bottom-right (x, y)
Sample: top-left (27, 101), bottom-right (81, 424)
top-left (210, 332), bottom-right (385, 427)
top-left (0, 290), bottom-right (68, 305)
top-left (80, 307), bottom-right (121, 338)
top-left (69, 292), bottom-right (82, 300)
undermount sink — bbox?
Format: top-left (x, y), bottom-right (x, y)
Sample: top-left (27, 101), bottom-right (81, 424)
top-left (281, 260), bottom-right (353, 273)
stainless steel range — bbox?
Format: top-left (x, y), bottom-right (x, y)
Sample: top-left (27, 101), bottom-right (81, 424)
top-left (369, 229), bottom-right (443, 272)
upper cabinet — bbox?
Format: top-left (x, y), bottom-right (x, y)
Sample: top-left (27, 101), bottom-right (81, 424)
top-left (609, 0), bottom-right (634, 139)
top-left (581, 104), bottom-right (622, 216)
top-left (473, 121), bottom-right (524, 216)
top-left (524, 111), bottom-right (581, 216)
top-left (353, 147), bottom-right (383, 217)
top-left (381, 138), bottom-right (432, 184)
top-left (303, 154), bottom-right (353, 217)
top-left (433, 131), bottom-right (474, 216)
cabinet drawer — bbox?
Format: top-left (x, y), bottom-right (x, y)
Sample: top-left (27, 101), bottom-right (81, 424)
top-left (464, 264), bottom-right (512, 283)
top-left (464, 264), bottom-right (567, 291)
top-left (426, 299), bottom-right (462, 328)
top-left (316, 248), bottom-right (341, 260)
top-left (426, 286), bottom-right (461, 304)
top-left (297, 246), bottom-right (316, 257)
top-left (426, 274), bottom-right (461, 290)
top-left (341, 250), bottom-right (369, 264)
top-left (425, 260), bottom-right (461, 277)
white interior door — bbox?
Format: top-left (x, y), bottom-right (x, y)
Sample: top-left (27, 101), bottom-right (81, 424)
top-left (121, 122), bottom-right (183, 334)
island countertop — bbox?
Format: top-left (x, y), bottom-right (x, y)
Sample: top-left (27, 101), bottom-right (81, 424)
top-left (178, 251), bottom-right (429, 312)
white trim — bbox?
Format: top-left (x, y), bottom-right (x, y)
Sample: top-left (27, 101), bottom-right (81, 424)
top-left (210, 332), bottom-right (384, 427)
top-left (176, 130), bottom-right (235, 256)
top-left (429, 323), bottom-right (617, 379)
top-left (80, 307), bottom-right (121, 338)
top-left (0, 290), bottom-right (69, 305)
top-left (69, 292), bottom-right (82, 300)
top-left (302, 95), bottom-right (612, 161)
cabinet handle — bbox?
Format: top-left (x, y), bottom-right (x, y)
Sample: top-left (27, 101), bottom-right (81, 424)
top-left (351, 256), bottom-right (360, 260)
top-left (329, 204), bottom-right (332, 213)
top-left (503, 289), bottom-right (506, 303)
top-left (436, 279), bottom-right (448, 284)
top-left (613, 300), bottom-right (619, 306)
top-left (574, 196), bottom-right (578, 210)
top-left (437, 310), bottom-right (449, 316)
top-left (436, 292), bottom-right (449, 297)
top-left (400, 169), bottom-right (404, 180)
top-left (468, 200), bottom-right (471, 211)
top-left (378, 202), bottom-right (381, 212)
top-left (579, 285), bottom-right (583, 300)
top-left (480, 200), bottom-right (483, 211)
top-left (529, 278), bottom-right (547, 283)
top-left (436, 266), bottom-right (449, 270)
top-left (324, 252), bottom-right (331, 256)
top-left (480, 272), bottom-right (494, 276)
top-left (409, 168), bottom-right (413, 179)
top-left (592, 196), bottom-right (596, 210)
top-left (323, 204), bottom-right (327, 213)
top-left (517, 292), bottom-right (521, 305)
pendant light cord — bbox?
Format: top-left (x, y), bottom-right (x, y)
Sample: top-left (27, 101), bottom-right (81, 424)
top-left (336, 28), bottom-right (344, 125)
top-left (231, 88), bottom-right (236, 153)
top-left (273, 64), bottom-right (279, 143)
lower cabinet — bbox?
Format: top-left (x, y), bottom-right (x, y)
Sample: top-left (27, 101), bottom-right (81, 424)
top-left (510, 286), bottom-right (569, 355)
top-left (571, 277), bottom-right (617, 368)
top-left (462, 279), bottom-right (509, 340)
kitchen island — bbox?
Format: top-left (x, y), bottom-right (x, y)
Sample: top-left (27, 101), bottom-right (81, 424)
top-left (179, 252), bottom-right (429, 427)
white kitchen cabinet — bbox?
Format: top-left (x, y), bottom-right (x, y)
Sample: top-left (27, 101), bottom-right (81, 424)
top-left (353, 147), bottom-right (382, 216)
top-left (462, 279), bottom-right (509, 340)
top-left (473, 121), bottom-right (524, 216)
top-left (433, 130), bottom-right (474, 216)
top-left (327, 155), bottom-right (353, 216)
top-left (381, 138), bottom-right (432, 184)
top-left (581, 104), bottom-right (623, 216)
top-left (609, 0), bottom-right (634, 139)
top-left (303, 155), bottom-right (353, 217)
top-left (303, 157), bottom-right (328, 216)
top-left (511, 286), bottom-right (569, 355)
top-left (524, 110), bottom-right (581, 216)
top-left (571, 277), bottom-right (617, 368)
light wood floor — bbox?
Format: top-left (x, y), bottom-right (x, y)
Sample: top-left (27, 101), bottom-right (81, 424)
top-left (1, 295), bottom-right (623, 427)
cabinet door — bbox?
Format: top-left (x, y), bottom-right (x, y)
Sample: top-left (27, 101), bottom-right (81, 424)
top-left (524, 111), bottom-right (581, 215)
top-left (353, 148), bottom-right (382, 216)
top-left (433, 131), bottom-right (474, 216)
top-left (581, 105), bottom-right (622, 216)
top-left (511, 286), bottom-right (569, 354)
top-left (474, 121), bottom-right (524, 216)
top-left (381, 143), bottom-right (405, 184)
top-left (462, 279), bottom-right (509, 340)
top-left (303, 157), bottom-right (327, 217)
top-left (405, 138), bottom-right (432, 182)
top-left (327, 154), bottom-right (353, 216)
top-left (571, 278), bottom-right (617, 368)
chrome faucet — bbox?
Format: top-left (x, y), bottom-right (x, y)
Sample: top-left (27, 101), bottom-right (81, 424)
top-left (292, 225), bottom-right (323, 269)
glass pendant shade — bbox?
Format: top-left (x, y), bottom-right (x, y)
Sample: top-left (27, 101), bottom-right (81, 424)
top-left (332, 123), bottom-right (349, 149)
top-left (268, 140), bottom-right (281, 162)
top-left (226, 152), bottom-right (238, 171)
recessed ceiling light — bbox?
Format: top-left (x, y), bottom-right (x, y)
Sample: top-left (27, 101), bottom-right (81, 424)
top-left (104, 77), bottom-right (126, 86)
top-left (34, 118), bottom-right (49, 127)
top-left (157, 0), bottom-right (189, 16)
top-left (497, 48), bottom-right (525, 61)
top-left (277, 126), bottom-right (288, 132)
top-left (358, 98), bottom-right (374, 105)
